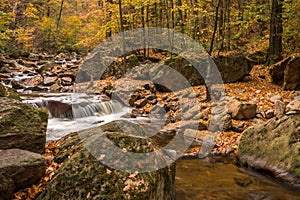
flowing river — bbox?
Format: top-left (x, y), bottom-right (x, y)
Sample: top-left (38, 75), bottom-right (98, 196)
top-left (18, 92), bottom-right (300, 200)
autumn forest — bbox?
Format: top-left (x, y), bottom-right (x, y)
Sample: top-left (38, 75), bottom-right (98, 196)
top-left (0, 0), bottom-right (299, 60)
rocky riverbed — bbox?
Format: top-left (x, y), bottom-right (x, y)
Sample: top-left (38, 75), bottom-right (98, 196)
top-left (0, 51), bottom-right (299, 199)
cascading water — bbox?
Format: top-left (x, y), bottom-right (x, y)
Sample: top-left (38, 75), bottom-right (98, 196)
top-left (22, 93), bottom-right (130, 142)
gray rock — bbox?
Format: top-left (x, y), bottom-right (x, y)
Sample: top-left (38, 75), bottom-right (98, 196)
top-left (274, 100), bottom-right (285, 116)
top-left (286, 100), bottom-right (300, 113)
top-left (43, 76), bottom-right (57, 86)
top-left (226, 99), bottom-right (257, 120)
top-left (237, 115), bottom-right (300, 187)
top-left (0, 149), bottom-right (46, 195)
top-left (270, 94), bottom-right (283, 103)
top-left (208, 113), bottom-right (232, 132)
top-left (0, 171), bottom-right (14, 200)
top-left (37, 121), bottom-right (176, 200)
top-left (0, 98), bottom-right (47, 154)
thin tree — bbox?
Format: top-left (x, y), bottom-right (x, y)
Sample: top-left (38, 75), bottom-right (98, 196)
top-left (56, 0), bottom-right (64, 30)
top-left (209, 0), bottom-right (221, 55)
top-left (268, 0), bottom-right (283, 64)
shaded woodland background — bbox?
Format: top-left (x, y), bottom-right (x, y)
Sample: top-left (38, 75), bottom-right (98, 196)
top-left (0, 0), bottom-right (299, 63)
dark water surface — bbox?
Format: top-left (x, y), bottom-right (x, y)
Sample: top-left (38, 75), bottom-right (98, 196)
top-left (176, 158), bottom-right (300, 200)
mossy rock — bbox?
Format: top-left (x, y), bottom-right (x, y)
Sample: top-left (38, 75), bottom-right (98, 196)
top-left (38, 120), bottom-right (176, 200)
top-left (0, 97), bottom-right (48, 154)
top-left (237, 115), bottom-right (300, 187)
top-left (0, 83), bottom-right (21, 100)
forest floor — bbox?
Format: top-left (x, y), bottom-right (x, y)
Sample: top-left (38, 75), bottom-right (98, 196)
top-left (12, 63), bottom-right (299, 199)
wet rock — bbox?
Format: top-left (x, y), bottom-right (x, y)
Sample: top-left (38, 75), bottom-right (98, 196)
top-left (130, 108), bottom-right (144, 118)
top-left (0, 66), bottom-right (12, 73)
top-left (18, 60), bottom-right (37, 68)
top-left (0, 149), bottom-right (46, 196)
top-left (41, 100), bottom-right (73, 118)
top-left (112, 78), bottom-right (155, 107)
top-left (22, 76), bottom-right (43, 87)
top-left (134, 98), bottom-right (148, 108)
top-left (226, 99), bottom-right (257, 120)
top-left (286, 100), bottom-right (300, 113)
top-left (37, 121), bottom-right (176, 200)
top-left (11, 79), bottom-right (25, 89)
top-left (50, 83), bottom-right (62, 92)
top-left (128, 93), bottom-right (140, 106)
top-left (0, 73), bottom-right (12, 79)
top-left (43, 76), bottom-right (57, 86)
top-left (237, 115), bottom-right (300, 187)
top-left (0, 98), bottom-right (47, 154)
top-left (274, 100), bottom-right (285, 116)
top-left (265, 110), bottom-right (275, 119)
top-left (61, 76), bottom-right (73, 86)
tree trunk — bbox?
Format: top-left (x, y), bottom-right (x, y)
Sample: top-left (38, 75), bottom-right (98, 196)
top-left (209, 0), bottom-right (221, 55)
top-left (268, 0), bottom-right (283, 64)
top-left (56, 0), bottom-right (64, 30)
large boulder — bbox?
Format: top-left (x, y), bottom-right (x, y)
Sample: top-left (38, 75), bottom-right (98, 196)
top-left (163, 53), bottom-right (252, 86)
top-left (0, 97), bottom-right (48, 154)
top-left (270, 54), bottom-right (300, 90)
top-left (37, 121), bottom-right (176, 200)
top-left (0, 149), bottom-right (46, 199)
top-left (237, 115), bottom-right (300, 187)
top-left (212, 53), bottom-right (252, 83)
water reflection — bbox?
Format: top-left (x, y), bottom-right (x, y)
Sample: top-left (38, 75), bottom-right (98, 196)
top-left (176, 158), bottom-right (300, 200)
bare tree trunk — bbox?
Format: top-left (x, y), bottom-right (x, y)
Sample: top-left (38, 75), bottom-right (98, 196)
top-left (209, 0), bottom-right (221, 55)
top-left (56, 0), bottom-right (64, 30)
top-left (268, 0), bottom-right (283, 64)
top-left (226, 0), bottom-right (231, 51)
top-left (119, 0), bottom-right (126, 67)
top-left (141, 6), bottom-right (146, 60)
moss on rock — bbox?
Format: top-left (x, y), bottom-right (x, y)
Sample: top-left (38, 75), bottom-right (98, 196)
top-left (0, 83), bottom-right (21, 100)
top-left (237, 115), bottom-right (300, 187)
top-left (38, 121), bottom-right (176, 200)
top-left (0, 97), bottom-right (48, 154)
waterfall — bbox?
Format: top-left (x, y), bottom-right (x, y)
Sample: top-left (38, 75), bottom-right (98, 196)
top-left (25, 98), bottom-right (125, 119)
top-left (72, 100), bottom-right (124, 118)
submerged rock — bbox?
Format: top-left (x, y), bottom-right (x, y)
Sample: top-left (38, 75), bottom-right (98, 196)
top-left (37, 120), bottom-right (176, 200)
top-left (237, 115), bottom-right (300, 187)
top-left (0, 97), bottom-right (48, 154)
